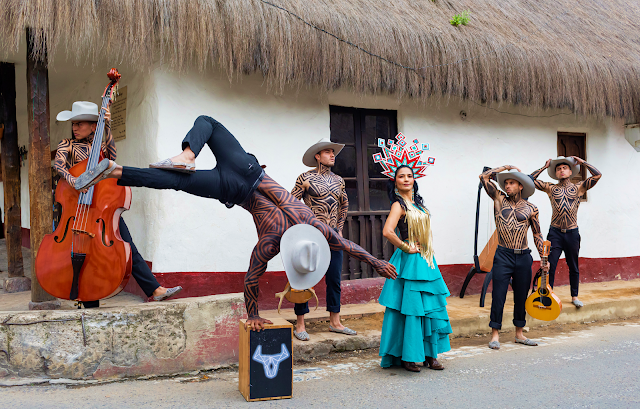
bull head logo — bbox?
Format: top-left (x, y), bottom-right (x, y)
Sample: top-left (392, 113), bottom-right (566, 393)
top-left (252, 344), bottom-right (290, 379)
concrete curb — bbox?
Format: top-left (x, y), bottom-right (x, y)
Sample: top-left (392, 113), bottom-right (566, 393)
top-left (1, 280), bottom-right (639, 383)
top-left (290, 293), bottom-right (640, 362)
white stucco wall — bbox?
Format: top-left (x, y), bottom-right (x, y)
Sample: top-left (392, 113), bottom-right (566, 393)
top-left (141, 69), bottom-right (640, 273)
top-left (2, 52), bottom-right (638, 272)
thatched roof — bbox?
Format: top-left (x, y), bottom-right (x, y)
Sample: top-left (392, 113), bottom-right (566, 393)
top-left (1, 0), bottom-right (639, 120)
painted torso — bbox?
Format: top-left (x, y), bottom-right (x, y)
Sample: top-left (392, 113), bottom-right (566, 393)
top-left (494, 197), bottom-right (537, 250)
top-left (54, 124), bottom-right (116, 186)
top-left (291, 165), bottom-right (347, 231)
top-left (547, 182), bottom-right (581, 230)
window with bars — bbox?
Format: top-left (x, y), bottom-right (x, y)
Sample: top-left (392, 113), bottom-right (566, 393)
top-left (330, 105), bottom-right (398, 280)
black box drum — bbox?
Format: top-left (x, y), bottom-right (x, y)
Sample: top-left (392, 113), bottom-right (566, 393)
top-left (239, 318), bottom-right (293, 402)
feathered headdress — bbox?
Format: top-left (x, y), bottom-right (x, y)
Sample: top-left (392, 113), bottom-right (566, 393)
top-left (372, 133), bottom-right (435, 180)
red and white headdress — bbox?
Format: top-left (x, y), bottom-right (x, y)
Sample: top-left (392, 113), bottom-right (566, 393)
top-left (372, 133), bottom-right (435, 180)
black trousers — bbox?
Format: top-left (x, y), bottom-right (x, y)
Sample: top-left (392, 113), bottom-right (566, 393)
top-left (489, 246), bottom-right (533, 330)
top-left (547, 226), bottom-right (581, 297)
top-left (82, 218), bottom-right (161, 308)
top-left (295, 250), bottom-right (343, 315)
top-left (118, 116), bottom-right (264, 207)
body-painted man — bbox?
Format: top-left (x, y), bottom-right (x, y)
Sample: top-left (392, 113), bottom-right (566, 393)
top-left (479, 166), bottom-right (547, 350)
top-left (530, 156), bottom-right (601, 308)
top-left (290, 139), bottom-right (354, 341)
top-left (75, 116), bottom-right (397, 330)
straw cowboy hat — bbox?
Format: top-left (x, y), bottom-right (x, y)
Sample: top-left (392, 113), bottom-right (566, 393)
top-left (497, 170), bottom-right (536, 199)
top-left (56, 101), bottom-right (99, 122)
top-left (302, 138), bottom-right (345, 167)
top-left (547, 156), bottom-right (580, 180)
top-left (280, 224), bottom-right (331, 290)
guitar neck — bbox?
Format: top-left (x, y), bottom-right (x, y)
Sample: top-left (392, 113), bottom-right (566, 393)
top-left (541, 255), bottom-right (548, 288)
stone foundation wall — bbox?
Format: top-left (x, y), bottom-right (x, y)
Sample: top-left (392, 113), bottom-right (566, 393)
top-left (0, 293), bottom-right (245, 380)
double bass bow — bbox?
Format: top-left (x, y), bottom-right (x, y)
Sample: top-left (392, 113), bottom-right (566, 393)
top-left (36, 69), bottom-right (132, 302)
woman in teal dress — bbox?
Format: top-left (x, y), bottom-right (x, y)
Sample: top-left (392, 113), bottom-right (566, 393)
top-left (378, 165), bottom-right (452, 372)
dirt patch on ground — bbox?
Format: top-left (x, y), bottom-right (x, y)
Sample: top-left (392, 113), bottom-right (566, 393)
top-left (304, 312), bottom-right (384, 333)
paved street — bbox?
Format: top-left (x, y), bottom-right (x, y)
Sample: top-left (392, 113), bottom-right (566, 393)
top-left (1, 319), bottom-right (638, 408)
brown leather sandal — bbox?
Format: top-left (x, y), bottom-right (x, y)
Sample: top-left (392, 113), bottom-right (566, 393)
top-left (424, 357), bottom-right (444, 370)
top-left (401, 361), bottom-right (421, 372)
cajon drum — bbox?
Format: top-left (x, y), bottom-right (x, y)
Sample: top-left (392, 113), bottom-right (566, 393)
top-left (239, 318), bottom-right (293, 402)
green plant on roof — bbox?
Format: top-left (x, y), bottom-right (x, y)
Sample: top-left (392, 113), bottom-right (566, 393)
top-left (450, 10), bottom-right (470, 27)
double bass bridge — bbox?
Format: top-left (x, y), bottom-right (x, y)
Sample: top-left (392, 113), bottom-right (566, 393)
top-left (72, 229), bottom-right (96, 238)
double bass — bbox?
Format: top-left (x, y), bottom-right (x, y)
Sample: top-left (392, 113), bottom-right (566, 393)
top-left (36, 69), bottom-right (132, 302)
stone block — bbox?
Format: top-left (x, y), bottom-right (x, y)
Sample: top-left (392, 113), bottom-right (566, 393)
top-left (3, 277), bottom-right (31, 293)
top-left (0, 292), bottom-right (246, 381)
top-left (28, 300), bottom-right (61, 310)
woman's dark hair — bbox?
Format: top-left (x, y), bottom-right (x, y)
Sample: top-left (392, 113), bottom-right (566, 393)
top-left (387, 165), bottom-right (426, 211)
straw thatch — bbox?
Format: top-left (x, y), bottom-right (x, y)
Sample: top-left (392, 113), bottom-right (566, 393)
top-left (1, 0), bottom-right (639, 119)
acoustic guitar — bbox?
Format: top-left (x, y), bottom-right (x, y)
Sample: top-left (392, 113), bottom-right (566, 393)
top-left (525, 240), bottom-right (562, 321)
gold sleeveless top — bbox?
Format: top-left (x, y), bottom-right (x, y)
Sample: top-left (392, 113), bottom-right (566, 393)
top-left (404, 203), bottom-right (435, 268)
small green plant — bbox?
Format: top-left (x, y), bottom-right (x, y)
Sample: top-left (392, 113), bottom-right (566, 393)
top-left (450, 10), bottom-right (470, 27)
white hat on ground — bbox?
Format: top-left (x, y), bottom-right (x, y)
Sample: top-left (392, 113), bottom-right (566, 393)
top-left (280, 224), bottom-right (331, 290)
top-left (56, 101), bottom-right (99, 122)
top-left (302, 138), bottom-right (345, 167)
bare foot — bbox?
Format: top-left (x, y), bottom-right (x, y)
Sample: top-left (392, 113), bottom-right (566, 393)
top-left (152, 287), bottom-right (167, 297)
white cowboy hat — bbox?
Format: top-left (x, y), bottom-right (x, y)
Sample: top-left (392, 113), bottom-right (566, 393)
top-left (547, 156), bottom-right (580, 180)
top-left (302, 138), bottom-right (345, 167)
top-left (280, 224), bottom-right (331, 290)
top-left (56, 101), bottom-right (99, 122)
top-left (497, 170), bottom-right (536, 199)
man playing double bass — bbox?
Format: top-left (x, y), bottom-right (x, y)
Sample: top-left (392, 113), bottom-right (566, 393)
top-left (530, 156), bottom-right (602, 308)
top-left (54, 101), bottom-right (182, 307)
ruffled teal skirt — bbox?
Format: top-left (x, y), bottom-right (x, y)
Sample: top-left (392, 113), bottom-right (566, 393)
top-left (379, 249), bottom-right (452, 367)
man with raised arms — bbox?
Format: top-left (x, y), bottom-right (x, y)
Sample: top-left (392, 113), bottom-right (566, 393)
top-left (479, 165), bottom-right (547, 350)
top-left (530, 156), bottom-right (601, 308)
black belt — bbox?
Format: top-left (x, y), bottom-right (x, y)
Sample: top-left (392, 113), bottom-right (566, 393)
top-left (497, 246), bottom-right (531, 255)
top-left (551, 226), bottom-right (578, 234)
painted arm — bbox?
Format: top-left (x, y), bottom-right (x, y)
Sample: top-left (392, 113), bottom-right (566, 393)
top-left (53, 140), bottom-right (76, 186)
top-left (480, 165), bottom-right (516, 200)
top-left (382, 202), bottom-right (419, 253)
top-left (573, 157), bottom-right (602, 195)
top-left (530, 159), bottom-right (552, 192)
top-left (290, 174), bottom-right (306, 200)
top-left (529, 206), bottom-right (547, 269)
top-left (337, 178), bottom-right (348, 235)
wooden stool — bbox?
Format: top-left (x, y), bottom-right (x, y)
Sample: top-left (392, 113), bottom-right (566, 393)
top-left (239, 318), bottom-right (293, 402)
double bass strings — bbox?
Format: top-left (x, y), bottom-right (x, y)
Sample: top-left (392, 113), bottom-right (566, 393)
top-left (71, 94), bottom-right (110, 256)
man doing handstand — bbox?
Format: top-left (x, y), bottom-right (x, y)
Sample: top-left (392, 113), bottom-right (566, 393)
top-left (480, 165), bottom-right (547, 350)
top-left (75, 116), bottom-right (397, 331)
